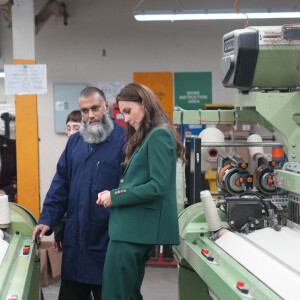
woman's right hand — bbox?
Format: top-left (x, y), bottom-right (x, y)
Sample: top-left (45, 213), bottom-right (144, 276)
top-left (96, 190), bottom-right (112, 208)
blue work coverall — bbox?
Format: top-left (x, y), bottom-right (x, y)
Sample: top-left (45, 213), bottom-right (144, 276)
top-left (39, 121), bottom-right (126, 285)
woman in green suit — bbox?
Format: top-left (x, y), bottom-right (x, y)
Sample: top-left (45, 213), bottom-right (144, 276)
top-left (97, 82), bottom-right (186, 300)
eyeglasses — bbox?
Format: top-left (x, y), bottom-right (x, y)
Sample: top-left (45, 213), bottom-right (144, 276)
top-left (65, 125), bottom-right (80, 134)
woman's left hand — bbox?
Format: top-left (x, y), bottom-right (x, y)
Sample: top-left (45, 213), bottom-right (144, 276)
top-left (96, 190), bottom-right (112, 208)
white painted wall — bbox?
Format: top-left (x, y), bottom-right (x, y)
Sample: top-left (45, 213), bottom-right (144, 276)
top-left (0, 0), bottom-right (298, 206)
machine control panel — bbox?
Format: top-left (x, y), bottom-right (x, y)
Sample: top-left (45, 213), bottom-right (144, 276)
top-left (221, 25), bottom-right (300, 90)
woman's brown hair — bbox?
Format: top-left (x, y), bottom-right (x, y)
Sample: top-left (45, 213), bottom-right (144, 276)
top-left (116, 83), bottom-right (186, 165)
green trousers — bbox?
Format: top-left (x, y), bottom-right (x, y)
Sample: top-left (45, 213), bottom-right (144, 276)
top-left (102, 240), bottom-right (153, 300)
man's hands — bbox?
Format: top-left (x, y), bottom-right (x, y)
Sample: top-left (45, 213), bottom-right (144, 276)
top-left (52, 240), bottom-right (63, 253)
top-left (32, 224), bottom-right (50, 244)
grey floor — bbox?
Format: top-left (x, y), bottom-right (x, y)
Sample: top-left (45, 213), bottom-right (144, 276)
top-left (42, 266), bottom-right (179, 300)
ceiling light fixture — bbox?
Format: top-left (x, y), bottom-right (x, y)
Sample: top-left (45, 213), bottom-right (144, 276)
top-left (134, 8), bottom-right (300, 21)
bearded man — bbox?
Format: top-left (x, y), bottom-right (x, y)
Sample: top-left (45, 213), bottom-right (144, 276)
top-left (32, 87), bottom-right (126, 300)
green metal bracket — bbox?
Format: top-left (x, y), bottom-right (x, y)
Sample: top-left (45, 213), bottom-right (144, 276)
top-left (274, 169), bottom-right (300, 193)
top-left (173, 109), bottom-right (235, 125)
top-left (235, 91), bottom-right (300, 162)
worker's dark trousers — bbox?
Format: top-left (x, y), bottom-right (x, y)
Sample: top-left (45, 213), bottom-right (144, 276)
top-left (102, 240), bottom-right (152, 300)
top-left (58, 280), bottom-right (101, 300)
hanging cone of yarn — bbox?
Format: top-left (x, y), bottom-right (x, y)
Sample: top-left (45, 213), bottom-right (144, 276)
top-left (199, 128), bottom-right (225, 162)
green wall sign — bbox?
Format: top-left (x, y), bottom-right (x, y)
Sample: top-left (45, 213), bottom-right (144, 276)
top-left (174, 72), bottom-right (212, 110)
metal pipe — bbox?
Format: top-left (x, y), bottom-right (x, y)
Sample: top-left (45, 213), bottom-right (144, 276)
top-left (187, 134), bottom-right (277, 144)
top-left (232, 135), bottom-right (275, 141)
top-left (199, 142), bottom-right (282, 147)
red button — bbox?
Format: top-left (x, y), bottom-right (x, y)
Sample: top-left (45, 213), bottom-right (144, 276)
top-left (23, 247), bottom-right (30, 255)
top-left (202, 249), bottom-right (209, 255)
top-left (236, 281), bottom-right (244, 288)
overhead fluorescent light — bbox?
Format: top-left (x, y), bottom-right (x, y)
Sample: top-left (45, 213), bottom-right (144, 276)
top-left (0, 70), bottom-right (5, 78)
top-left (134, 8), bottom-right (300, 21)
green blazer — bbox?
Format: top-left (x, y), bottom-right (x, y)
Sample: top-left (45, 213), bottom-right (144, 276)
top-left (109, 126), bottom-right (180, 245)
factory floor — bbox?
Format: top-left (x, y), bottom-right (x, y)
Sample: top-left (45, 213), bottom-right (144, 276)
top-left (42, 265), bottom-right (179, 300)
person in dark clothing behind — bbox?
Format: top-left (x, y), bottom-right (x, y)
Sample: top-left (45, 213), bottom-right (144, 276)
top-left (32, 87), bottom-right (126, 300)
top-left (0, 136), bottom-right (17, 202)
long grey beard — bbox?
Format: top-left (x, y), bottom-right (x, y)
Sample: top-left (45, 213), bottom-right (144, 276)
top-left (79, 113), bottom-right (114, 144)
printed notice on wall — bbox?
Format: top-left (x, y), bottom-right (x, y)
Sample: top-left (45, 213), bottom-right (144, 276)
top-left (97, 81), bottom-right (125, 103)
top-left (174, 72), bottom-right (212, 110)
top-left (4, 64), bottom-right (47, 95)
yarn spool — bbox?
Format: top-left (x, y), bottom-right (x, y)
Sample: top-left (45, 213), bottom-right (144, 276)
top-left (247, 134), bottom-right (264, 160)
top-left (199, 128), bottom-right (225, 162)
top-left (0, 194), bottom-right (11, 229)
top-left (200, 190), bottom-right (223, 232)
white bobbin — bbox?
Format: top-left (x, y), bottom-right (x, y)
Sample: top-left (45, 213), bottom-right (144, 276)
top-left (200, 190), bottom-right (223, 232)
top-left (0, 194), bottom-right (11, 229)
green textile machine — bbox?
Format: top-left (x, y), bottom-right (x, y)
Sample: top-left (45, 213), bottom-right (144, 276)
top-left (0, 203), bottom-right (40, 300)
top-left (173, 25), bottom-right (300, 300)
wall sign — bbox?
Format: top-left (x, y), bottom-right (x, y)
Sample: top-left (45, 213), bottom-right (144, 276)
top-left (174, 72), bottom-right (212, 110)
top-left (4, 64), bottom-right (47, 95)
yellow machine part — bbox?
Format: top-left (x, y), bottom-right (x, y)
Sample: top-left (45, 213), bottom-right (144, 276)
top-left (205, 168), bottom-right (218, 199)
